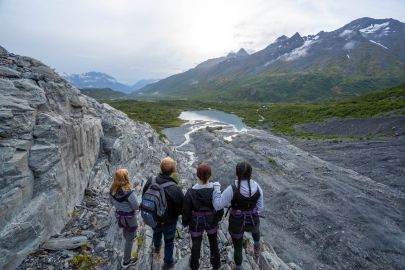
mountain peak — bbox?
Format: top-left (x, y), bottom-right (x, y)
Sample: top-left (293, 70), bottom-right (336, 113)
top-left (226, 48), bottom-right (248, 58)
top-left (275, 35), bottom-right (288, 42)
top-left (290, 32), bottom-right (302, 40)
top-left (237, 48), bottom-right (249, 56)
top-left (63, 71), bottom-right (134, 92)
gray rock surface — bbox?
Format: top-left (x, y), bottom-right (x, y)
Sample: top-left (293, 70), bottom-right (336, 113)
top-left (42, 237), bottom-right (88, 251)
top-left (179, 126), bottom-right (405, 270)
top-left (290, 136), bottom-right (405, 193)
top-left (18, 185), bottom-right (297, 270)
top-left (0, 45), bottom-right (191, 269)
top-left (295, 115), bottom-right (405, 137)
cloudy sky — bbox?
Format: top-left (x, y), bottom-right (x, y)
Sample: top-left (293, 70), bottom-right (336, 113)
top-left (1, 0), bottom-right (404, 83)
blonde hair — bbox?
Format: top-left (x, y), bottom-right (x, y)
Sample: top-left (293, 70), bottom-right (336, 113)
top-left (110, 168), bottom-right (132, 195)
top-left (160, 157), bottom-right (176, 176)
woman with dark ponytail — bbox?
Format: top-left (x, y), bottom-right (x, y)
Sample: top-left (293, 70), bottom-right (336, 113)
top-left (213, 161), bottom-right (263, 270)
top-left (182, 163), bottom-right (223, 270)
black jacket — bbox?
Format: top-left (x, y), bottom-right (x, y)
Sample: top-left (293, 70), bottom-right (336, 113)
top-left (182, 183), bottom-right (224, 227)
top-left (142, 174), bottom-right (184, 225)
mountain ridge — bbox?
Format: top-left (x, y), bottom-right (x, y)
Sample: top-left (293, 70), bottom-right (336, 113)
top-left (63, 71), bottom-right (159, 93)
top-left (134, 17), bottom-right (405, 102)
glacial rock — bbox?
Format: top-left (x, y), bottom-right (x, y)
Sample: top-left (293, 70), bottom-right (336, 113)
top-left (0, 45), bottom-right (191, 269)
top-left (42, 236), bottom-right (88, 251)
top-left (180, 125), bottom-right (405, 270)
top-left (0, 66), bottom-right (20, 78)
top-left (18, 179), bottom-right (297, 270)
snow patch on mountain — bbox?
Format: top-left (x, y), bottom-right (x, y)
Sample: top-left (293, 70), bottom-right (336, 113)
top-left (340, 29), bottom-right (354, 38)
top-left (359, 22), bottom-right (390, 34)
top-left (264, 59), bottom-right (276, 67)
top-left (369, 40), bottom-right (389, 49)
top-left (303, 35), bottom-right (320, 41)
top-left (282, 40), bottom-right (316, 61)
top-left (344, 41), bottom-right (357, 50)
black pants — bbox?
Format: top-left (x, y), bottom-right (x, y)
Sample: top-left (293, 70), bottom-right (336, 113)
top-left (232, 226), bottom-right (260, 267)
top-left (190, 233), bottom-right (220, 270)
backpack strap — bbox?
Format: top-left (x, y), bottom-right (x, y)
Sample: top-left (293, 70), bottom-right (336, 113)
top-left (160, 180), bottom-right (177, 189)
top-left (231, 184), bottom-right (238, 194)
top-left (231, 184), bottom-right (238, 207)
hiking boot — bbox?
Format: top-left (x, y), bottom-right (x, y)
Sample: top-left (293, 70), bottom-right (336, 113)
top-left (253, 243), bottom-right (261, 259)
top-left (161, 259), bottom-right (177, 270)
top-left (121, 257), bottom-right (138, 268)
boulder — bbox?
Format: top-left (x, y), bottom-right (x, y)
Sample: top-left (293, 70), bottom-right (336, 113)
top-left (42, 236), bottom-right (87, 251)
top-left (0, 66), bottom-right (21, 78)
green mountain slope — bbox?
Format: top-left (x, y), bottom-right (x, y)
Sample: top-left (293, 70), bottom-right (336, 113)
top-left (134, 18), bottom-right (405, 102)
top-left (80, 88), bottom-right (126, 100)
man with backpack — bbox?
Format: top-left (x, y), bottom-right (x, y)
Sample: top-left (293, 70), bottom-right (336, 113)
top-left (141, 157), bottom-right (184, 269)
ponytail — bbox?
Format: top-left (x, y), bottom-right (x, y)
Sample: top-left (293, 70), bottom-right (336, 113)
top-left (235, 161), bottom-right (252, 198)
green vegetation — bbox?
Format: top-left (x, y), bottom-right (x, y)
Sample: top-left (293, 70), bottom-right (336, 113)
top-left (107, 83), bottom-right (405, 138)
top-left (106, 100), bottom-right (260, 134)
top-left (136, 70), bottom-right (405, 103)
top-left (68, 208), bottom-right (80, 219)
top-left (80, 88), bottom-right (126, 100)
top-left (70, 254), bottom-right (105, 270)
top-left (69, 243), bottom-right (105, 270)
top-left (259, 83), bottom-right (405, 135)
top-left (268, 157), bottom-right (277, 165)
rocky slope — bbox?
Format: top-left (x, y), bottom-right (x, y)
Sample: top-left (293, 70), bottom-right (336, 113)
top-left (0, 46), bottom-right (190, 269)
top-left (170, 123), bottom-right (405, 270)
top-left (17, 181), bottom-right (301, 270)
top-left (0, 47), bottom-right (296, 270)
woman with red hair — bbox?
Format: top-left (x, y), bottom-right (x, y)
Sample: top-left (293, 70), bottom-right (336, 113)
top-left (182, 163), bottom-right (224, 270)
top-left (110, 168), bottom-right (139, 268)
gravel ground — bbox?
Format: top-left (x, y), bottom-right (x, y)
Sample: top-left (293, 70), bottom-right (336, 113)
top-left (295, 115), bottom-right (405, 137)
top-left (289, 136), bottom-right (405, 193)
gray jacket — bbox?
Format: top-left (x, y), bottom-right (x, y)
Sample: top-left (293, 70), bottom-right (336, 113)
top-left (110, 188), bottom-right (139, 229)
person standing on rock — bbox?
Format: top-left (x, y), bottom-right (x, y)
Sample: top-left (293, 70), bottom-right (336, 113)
top-left (212, 161), bottom-right (264, 270)
top-left (141, 157), bottom-right (184, 269)
top-left (182, 163), bottom-right (224, 270)
top-left (110, 168), bottom-right (139, 268)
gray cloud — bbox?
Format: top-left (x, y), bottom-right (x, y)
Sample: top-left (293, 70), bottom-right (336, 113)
top-left (1, 0), bottom-right (404, 82)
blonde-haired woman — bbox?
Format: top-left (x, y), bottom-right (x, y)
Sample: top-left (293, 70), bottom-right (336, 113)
top-left (110, 168), bottom-right (139, 268)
